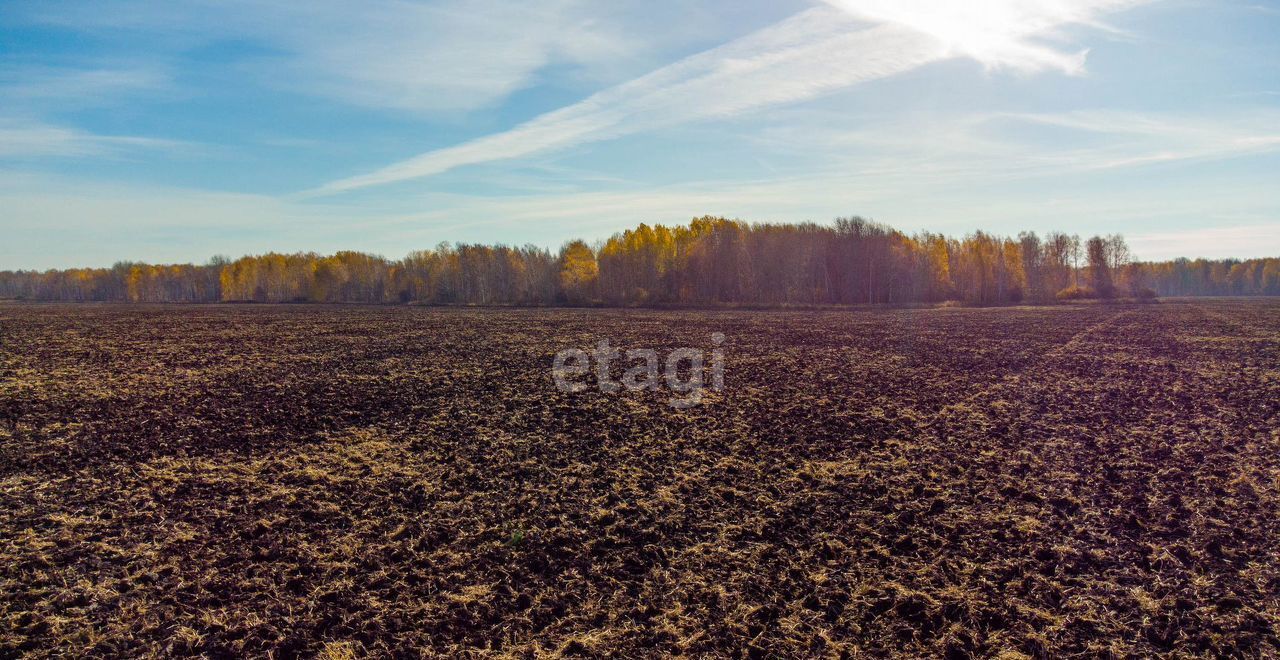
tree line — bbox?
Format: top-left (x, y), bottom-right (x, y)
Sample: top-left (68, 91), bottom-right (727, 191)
top-left (3, 216), bottom-right (1277, 305)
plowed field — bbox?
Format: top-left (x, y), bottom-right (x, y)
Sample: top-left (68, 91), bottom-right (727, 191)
top-left (2, 300), bottom-right (1278, 657)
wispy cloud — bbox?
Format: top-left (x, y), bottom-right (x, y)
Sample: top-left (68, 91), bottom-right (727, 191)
top-left (239, 0), bottom-right (645, 114)
top-left (1130, 223), bottom-right (1280, 260)
top-left (0, 119), bottom-right (187, 159)
top-left (0, 63), bottom-right (187, 161)
top-left (311, 0), bottom-right (1148, 194)
top-left (0, 64), bottom-right (169, 105)
top-left (746, 108), bottom-right (1280, 179)
top-left (309, 9), bottom-right (945, 194)
top-left (981, 110), bottom-right (1280, 169)
top-left (6, 0), bottom-right (677, 114)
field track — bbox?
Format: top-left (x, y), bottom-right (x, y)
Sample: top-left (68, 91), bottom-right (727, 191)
top-left (1, 300), bottom-right (1278, 657)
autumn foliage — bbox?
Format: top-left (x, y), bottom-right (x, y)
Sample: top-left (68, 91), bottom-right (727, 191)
top-left (3, 217), bottom-right (1277, 305)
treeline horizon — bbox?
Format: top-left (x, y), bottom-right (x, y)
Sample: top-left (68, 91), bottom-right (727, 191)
top-left (3, 216), bottom-right (1278, 306)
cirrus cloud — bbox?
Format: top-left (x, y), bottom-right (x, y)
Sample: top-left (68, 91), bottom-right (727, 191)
top-left (311, 0), bottom-right (1152, 195)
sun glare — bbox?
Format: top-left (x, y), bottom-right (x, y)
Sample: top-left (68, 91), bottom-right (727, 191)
top-left (823, 0), bottom-right (1113, 73)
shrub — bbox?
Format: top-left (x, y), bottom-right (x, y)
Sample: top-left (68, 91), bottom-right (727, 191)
top-left (1056, 285), bottom-right (1095, 301)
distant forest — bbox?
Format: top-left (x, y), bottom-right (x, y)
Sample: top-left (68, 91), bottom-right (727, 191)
top-left (3, 217), bottom-right (1278, 306)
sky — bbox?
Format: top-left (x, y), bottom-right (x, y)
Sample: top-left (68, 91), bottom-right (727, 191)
top-left (1, 0), bottom-right (1278, 269)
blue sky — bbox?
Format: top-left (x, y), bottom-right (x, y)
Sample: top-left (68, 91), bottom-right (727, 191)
top-left (1, 0), bottom-right (1278, 269)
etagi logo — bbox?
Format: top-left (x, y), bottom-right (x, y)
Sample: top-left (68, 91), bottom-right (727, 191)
top-left (552, 333), bottom-right (725, 409)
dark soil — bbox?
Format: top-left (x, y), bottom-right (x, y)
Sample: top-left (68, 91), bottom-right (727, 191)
top-left (1, 300), bottom-right (1278, 657)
